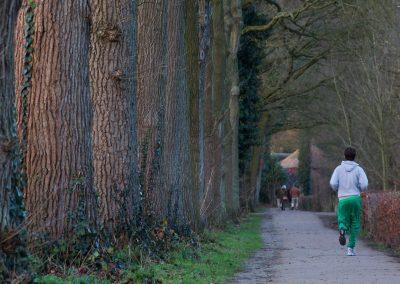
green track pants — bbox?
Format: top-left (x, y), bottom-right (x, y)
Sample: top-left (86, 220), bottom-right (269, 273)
top-left (337, 195), bottom-right (362, 249)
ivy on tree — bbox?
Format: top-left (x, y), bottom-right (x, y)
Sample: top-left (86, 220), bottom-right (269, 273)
top-left (238, 4), bottom-right (269, 175)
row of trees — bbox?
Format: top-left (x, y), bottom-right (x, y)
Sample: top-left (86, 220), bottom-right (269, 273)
top-left (2, 0), bottom-right (247, 240)
top-left (5, 0), bottom-right (392, 280)
top-left (1, 0), bottom-right (271, 280)
top-left (10, 0), bottom-right (391, 238)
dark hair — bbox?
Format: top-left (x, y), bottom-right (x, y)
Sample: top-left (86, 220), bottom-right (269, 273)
top-left (344, 147), bottom-right (356, 161)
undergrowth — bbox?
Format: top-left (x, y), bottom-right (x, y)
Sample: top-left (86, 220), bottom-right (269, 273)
top-left (33, 213), bottom-right (263, 283)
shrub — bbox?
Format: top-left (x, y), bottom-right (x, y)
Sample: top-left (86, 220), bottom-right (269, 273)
top-left (298, 195), bottom-right (314, 211)
top-left (259, 155), bottom-right (287, 203)
top-left (362, 192), bottom-right (400, 251)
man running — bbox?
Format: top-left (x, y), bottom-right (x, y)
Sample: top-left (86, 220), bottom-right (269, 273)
top-left (330, 147), bottom-right (368, 256)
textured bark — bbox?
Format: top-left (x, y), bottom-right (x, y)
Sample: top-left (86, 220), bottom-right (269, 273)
top-left (198, 0), bottom-right (211, 225)
top-left (163, 0), bottom-right (190, 228)
top-left (248, 146), bottom-right (263, 210)
top-left (89, 0), bottom-right (139, 233)
top-left (202, 0), bottom-right (216, 225)
top-left (200, 0), bottom-right (242, 223)
top-left (137, 0), bottom-right (206, 229)
top-left (15, 0), bottom-right (97, 238)
top-left (224, 0), bottom-right (241, 216)
top-left (202, 0), bottom-right (244, 225)
top-left (136, 0), bottom-right (167, 222)
top-left (0, 0), bottom-right (29, 281)
top-left (209, 0), bottom-right (227, 223)
top-left (0, 0), bottom-right (22, 232)
top-left (186, 0), bottom-right (201, 228)
top-left (14, 9), bottom-right (23, 145)
top-left (240, 145), bottom-right (261, 211)
top-left (243, 117), bottom-right (269, 210)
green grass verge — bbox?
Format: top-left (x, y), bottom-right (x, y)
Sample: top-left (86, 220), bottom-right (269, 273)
top-left (126, 213), bottom-right (264, 283)
top-left (34, 275), bottom-right (108, 284)
top-left (34, 213), bottom-right (264, 284)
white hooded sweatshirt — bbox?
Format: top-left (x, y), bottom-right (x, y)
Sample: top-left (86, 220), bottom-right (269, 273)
top-left (330, 161), bottom-right (368, 198)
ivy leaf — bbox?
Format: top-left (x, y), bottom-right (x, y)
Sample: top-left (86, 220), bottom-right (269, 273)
top-left (24, 24), bottom-right (32, 33)
top-left (28, 0), bottom-right (37, 9)
top-left (23, 66), bottom-right (31, 75)
top-left (21, 87), bottom-right (30, 94)
top-left (25, 12), bottom-right (34, 22)
top-left (25, 55), bottom-right (33, 63)
top-left (25, 38), bottom-right (34, 46)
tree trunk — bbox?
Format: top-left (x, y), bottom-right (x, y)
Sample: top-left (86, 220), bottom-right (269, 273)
top-left (198, 0), bottom-right (211, 226)
top-left (137, 0), bottom-right (200, 230)
top-left (163, 0), bottom-right (191, 228)
top-left (136, 0), bottom-right (168, 222)
top-left (15, 0), bottom-right (97, 238)
top-left (0, 0), bottom-right (29, 281)
top-left (224, 0), bottom-right (241, 217)
top-left (89, 0), bottom-right (139, 233)
top-left (202, 0), bottom-right (242, 224)
top-left (186, 0), bottom-right (201, 229)
top-left (248, 146), bottom-right (263, 209)
top-left (208, 0), bottom-right (227, 223)
top-left (0, 0), bottom-right (23, 232)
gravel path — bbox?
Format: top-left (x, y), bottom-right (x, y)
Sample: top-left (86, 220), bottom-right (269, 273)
top-left (230, 209), bottom-right (400, 284)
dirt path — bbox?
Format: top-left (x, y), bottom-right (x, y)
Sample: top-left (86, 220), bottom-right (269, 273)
top-left (230, 209), bottom-right (400, 284)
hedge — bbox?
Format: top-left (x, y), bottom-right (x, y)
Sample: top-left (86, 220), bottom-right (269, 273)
top-left (362, 192), bottom-right (400, 251)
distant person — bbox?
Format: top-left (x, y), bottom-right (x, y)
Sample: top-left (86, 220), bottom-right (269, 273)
top-left (286, 185), bottom-right (292, 205)
top-left (330, 147), bottom-right (368, 256)
top-left (290, 185), bottom-right (301, 210)
top-left (275, 185), bottom-right (286, 210)
top-left (281, 185), bottom-right (289, 210)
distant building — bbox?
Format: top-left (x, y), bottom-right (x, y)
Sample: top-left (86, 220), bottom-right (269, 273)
top-left (280, 149), bottom-right (299, 175)
top-left (279, 149), bottom-right (299, 188)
